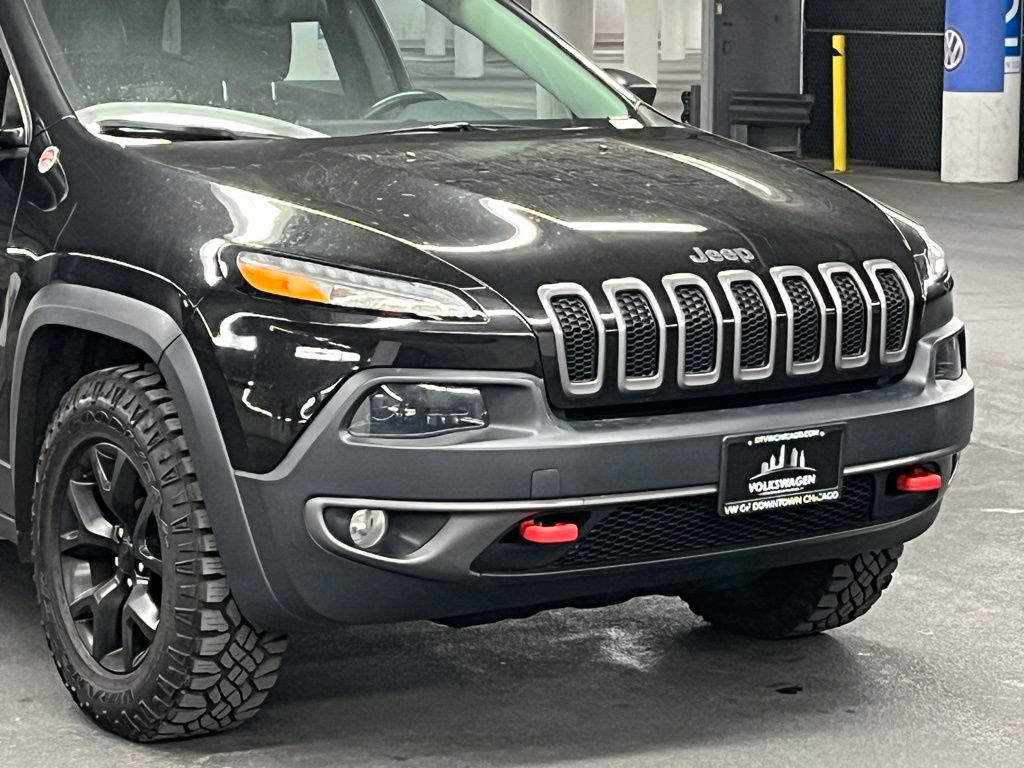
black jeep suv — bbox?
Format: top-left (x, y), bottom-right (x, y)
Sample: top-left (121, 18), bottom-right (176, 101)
top-left (0, 0), bottom-right (972, 742)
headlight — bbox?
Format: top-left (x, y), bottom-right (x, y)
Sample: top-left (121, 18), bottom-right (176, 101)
top-left (873, 204), bottom-right (950, 290)
top-left (349, 383), bottom-right (489, 437)
top-left (918, 232), bottom-right (948, 289)
top-left (236, 251), bottom-right (482, 321)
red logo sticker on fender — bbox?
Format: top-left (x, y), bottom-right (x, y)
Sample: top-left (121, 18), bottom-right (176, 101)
top-left (38, 146), bottom-right (61, 175)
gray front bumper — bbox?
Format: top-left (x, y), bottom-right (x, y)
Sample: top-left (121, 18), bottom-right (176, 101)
top-left (232, 319), bottom-right (972, 627)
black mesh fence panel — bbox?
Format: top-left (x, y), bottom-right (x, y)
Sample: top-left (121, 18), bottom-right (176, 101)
top-left (805, 1), bottom-right (944, 33)
top-left (804, 0), bottom-right (945, 171)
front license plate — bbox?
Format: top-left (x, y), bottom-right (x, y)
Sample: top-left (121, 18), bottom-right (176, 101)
top-left (720, 426), bottom-right (845, 517)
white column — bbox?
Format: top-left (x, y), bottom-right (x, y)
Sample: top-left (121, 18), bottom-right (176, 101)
top-left (684, 0), bottom-right (702, 52)
top-left (941, 1), bottom-right (1021, 182)
top-left (423, 6), bottom-right (447, 57)
top-left (623, 0), bottom-right (660, 84)
top-left (453, 27), bottom-right (484, 78)
top-left (533, 0), bottom-right (595, 118)
top-left (660, 0), bottom-right (687, 61)
top-left (533, 0), bottom-right (595, 58)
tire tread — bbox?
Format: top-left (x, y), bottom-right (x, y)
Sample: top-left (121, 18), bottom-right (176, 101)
top-left (32, 364), bottom-right (286, 741)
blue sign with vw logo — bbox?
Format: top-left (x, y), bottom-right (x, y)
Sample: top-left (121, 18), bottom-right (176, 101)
top-left (945, 0), bottom-right (1007, 92)
top-left (1008, 0), bottom-right (1022, 59)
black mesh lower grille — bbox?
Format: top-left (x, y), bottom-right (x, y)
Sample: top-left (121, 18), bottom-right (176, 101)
top-left (550, 296), bottom-right (598, 383)
top-left (832, 273), bottom-right (868, 358)
top-left (877, 269), bottom-right (909, 352)
top-left (782, 276), bottom-right (822, 364)
top-left (732, 282), bottom-right (771, 370)
top-left (551, 476), bottom-right (875, 569)
top-left (675, 285), bottom-right (717, 374)
top-left (616, 290), bottom-right (660, 379)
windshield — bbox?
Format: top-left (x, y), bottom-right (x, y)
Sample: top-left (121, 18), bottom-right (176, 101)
top-left (26, 0), bottom-right (632, 140)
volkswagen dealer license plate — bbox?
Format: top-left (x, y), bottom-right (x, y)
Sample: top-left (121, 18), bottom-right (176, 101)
top-left (719, 426), bottom-right (845, 517)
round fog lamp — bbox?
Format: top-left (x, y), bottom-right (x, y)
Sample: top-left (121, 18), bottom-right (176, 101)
top-left (349, 509), bottom-right (388, 550)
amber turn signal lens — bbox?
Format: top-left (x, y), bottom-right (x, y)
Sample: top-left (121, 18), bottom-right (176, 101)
top-left (236, 260), bottom-right (331, 303)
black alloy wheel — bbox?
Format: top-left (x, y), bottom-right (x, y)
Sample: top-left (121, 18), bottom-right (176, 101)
top-left (58, 441), bottom-right (163, 674)
top-left (33, 365), bottom-right (286, 740)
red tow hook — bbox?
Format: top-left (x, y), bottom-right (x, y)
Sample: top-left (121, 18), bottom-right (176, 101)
top-left (520, 520), bottom-right (579, 545)
top-left (896, 467), bottom-right (943, 493)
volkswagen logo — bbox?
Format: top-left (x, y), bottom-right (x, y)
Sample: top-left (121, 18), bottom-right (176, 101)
top-left (944, 28), bottom-right (965, 72)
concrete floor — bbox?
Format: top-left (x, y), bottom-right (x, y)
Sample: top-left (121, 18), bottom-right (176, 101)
top-left (1, 171), bottom-right (1022, 767)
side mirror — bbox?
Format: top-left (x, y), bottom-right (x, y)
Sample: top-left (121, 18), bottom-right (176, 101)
top-left (604, 68), bottom-right (657, 106)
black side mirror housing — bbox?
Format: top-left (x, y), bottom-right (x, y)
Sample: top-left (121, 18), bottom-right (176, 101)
top-left (604, 68), bottom-right (658, 106)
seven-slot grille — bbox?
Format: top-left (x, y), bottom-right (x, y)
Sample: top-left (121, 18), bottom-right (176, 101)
top-left (540, 260), bottom-right (915, 398)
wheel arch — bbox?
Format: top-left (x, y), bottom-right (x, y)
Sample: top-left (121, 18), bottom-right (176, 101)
top-left (11, 284), bottom-right (288, 627)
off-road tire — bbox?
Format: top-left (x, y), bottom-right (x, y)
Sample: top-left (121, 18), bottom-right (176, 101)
top-left (682, 547), bottom-right (903, 640)
top-left (32, 364), bottom-right (287, 741)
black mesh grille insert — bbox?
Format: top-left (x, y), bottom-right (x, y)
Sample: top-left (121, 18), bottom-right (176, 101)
top-left (675, 285), bottom-right (717, 375)
top-left (832, 273), bottom-right (868, 358)
top-left (551, 476), bottom-right (875, 569)
top-left (550, 296), bottom-right (599, 383)
top-left (877, 269), bottom-right (909, 353)
top-left (616, 290), bottom-right (660, 379)
top-left (732, 282), bottom-right (772, 370)
top-left (782, 276), bottom-right (822, 365)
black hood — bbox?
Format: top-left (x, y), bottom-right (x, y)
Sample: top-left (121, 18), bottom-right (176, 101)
top-left (140, 126), bottom-right (917, 318)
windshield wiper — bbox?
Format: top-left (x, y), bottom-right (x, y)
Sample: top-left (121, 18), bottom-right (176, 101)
top-left (95, 119), bottom-right (285, 142)
top-left (365, 121), bottom-right (595, 137)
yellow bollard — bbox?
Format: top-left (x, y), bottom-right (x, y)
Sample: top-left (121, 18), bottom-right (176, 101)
top-left (832, 34), bottom-right (848, 173)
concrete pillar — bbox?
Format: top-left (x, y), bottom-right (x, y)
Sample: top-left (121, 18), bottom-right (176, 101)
top-left (684, 0), bottom-right (703, 51)
top-left (941, 0), bottom-right (1022, 182)
top-left (661, 0), bottom-right (687, 61)
top-left (534, 0), bottom-right (595, 118)
top-left (533, 0), bottom-right (595, 58)
top-left (623, 0), bottom-right (660, 84)
top-left (453, 27), bottom-right (484, 78)
top-left (424, 6), bottom-right (447, 57)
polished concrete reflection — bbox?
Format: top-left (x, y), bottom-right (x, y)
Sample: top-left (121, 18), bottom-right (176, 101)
top-left (1, 171), bottom-right (1022, 766)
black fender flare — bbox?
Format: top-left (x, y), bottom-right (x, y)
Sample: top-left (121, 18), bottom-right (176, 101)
top-left (11, 283), bottom-right (299, 627)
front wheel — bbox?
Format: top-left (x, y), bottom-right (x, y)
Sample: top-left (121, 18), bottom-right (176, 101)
top-left (681, 547), bottom-right (903, 640)
top-left (32, 364), bottom-right (286, 741)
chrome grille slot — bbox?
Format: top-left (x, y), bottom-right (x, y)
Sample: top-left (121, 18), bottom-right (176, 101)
top-left (734, 283), bottom-right (771, 368)
top-left (604, 279), bottom-right (666, 392)
top-left (771, 266), bottom-right (826, 376)
top-left (538, 284), bottom-right (606, 397)
top-left (552, 297), bottom-right (598, 381)
top-left (784, 279), bottom-right (821, 363)
top-left (865, 259), bottom-right (915, 363)
top-left (720, 272), bottom-right (777, 380)
top-left (834, 275), bottom-right (867, 356)
top-left (820, 264), bottom-right (873, 370)
top-left (617, 291), bottom-right (660, 378)
top-left (878, 272), bottom-right (908, 350)
top-left (663, 274), bottom-right (723, 387)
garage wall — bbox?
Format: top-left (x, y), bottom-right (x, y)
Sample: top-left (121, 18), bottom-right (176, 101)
top-left (803, 0), bottom-right (946, 171)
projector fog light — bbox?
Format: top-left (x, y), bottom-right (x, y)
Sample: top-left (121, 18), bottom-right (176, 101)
top-left (349, 383), bottom-right (489, 438)
top-left (349, 509), bottom-right (388, 550)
